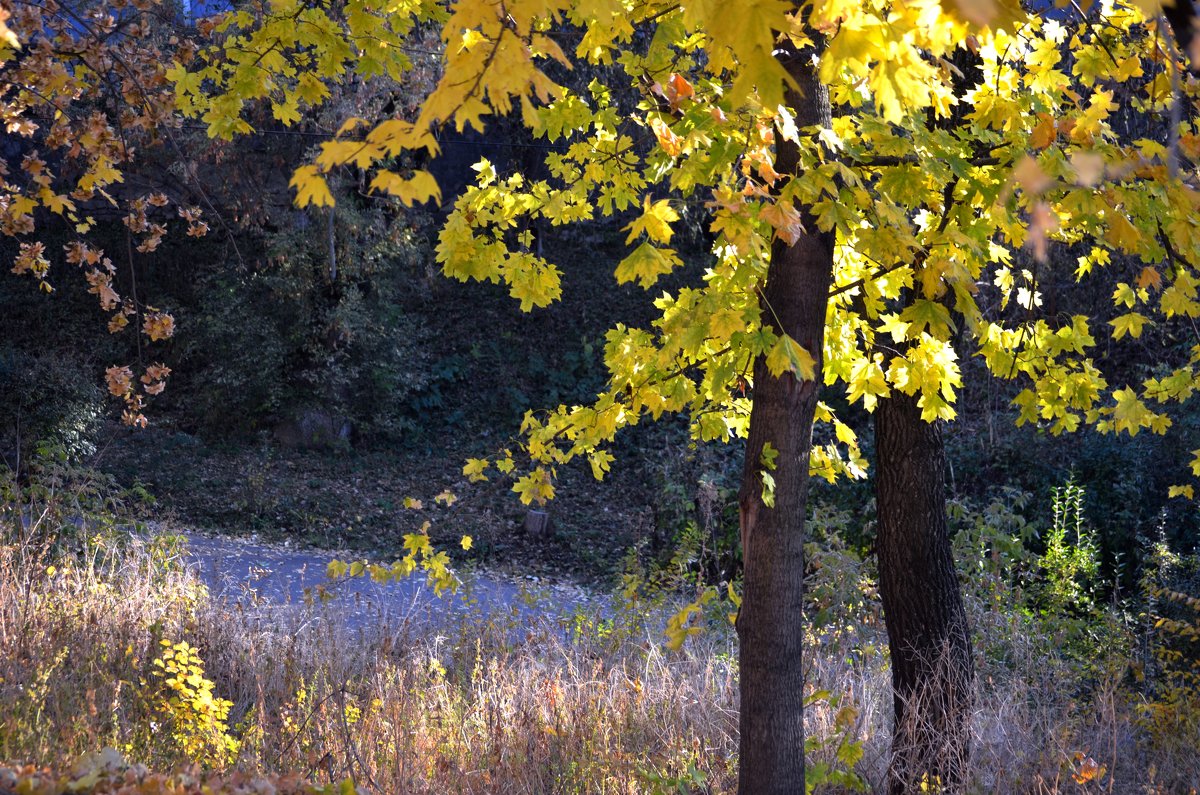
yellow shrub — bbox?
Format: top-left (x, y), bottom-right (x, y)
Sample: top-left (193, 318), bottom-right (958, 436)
top-left (144, 639), bottom-right (239, 767)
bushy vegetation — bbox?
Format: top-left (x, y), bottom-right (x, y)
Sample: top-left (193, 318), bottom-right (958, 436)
top-left (0, 348), bottom-right (105, 471)
top-left (3, 454), bottom-right (1199, 793)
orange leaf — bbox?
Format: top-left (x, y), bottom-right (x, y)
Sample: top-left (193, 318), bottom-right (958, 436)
top-left (1136, 266), bottom-right (1163, 292)
top-left (143, 311), bottom-right (175, 341)
top-left (106, 365), bottom-right (133, 397)
top-left (1029, 114), bottom-right (1057, 150)
top-left (650, 117), bottom-right (682, 157)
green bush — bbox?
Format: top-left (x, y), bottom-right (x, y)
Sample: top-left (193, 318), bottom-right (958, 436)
top-left (0, 348), bottom-right (105, 471)
top-left (176, 200), bottom-right (439, 443)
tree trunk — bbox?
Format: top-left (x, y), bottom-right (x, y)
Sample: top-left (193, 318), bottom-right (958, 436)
top-left (874, 389), bottom-right (973, 793)
top-left (736, 47), bottom-right (834, 794)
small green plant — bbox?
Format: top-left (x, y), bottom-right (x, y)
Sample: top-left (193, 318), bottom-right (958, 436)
top-left (639, 760), bottom-right (708, 794)
top-left (144, 639), bottom-right (239, 767)
top-left (803, 689), bottom-right (867, 794)
top-left (1030, 479), bottom-right (1133, 678)
top-left (1039, 478), bottom-right (1099, 615)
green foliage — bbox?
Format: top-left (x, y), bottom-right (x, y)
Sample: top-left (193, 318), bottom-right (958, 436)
top-left (943, 385), bottom-right (1200, 593)
top-left (266, 206), bottom-right (433, 439)
top-left (179, 202), bottom-right (437, 441)
top-left (950, 482), bottom-right (1132, 675)
top-left (181, 270), bottom-right (293, 432)
top-left (614, 438), bottom-right (745, 650)
top-left (638, 759), bottom-right (709, 794)
top-left (803, 690), bottom-right (868, 794)
top-left (0, 348), bottom-right (105, 470)
top-left (637, 438), bottom-right (742, 590)
top-left (805, 507), bottom-right (884, 658)
top-left (167, 0), bottom-right (1200, 508)
top-left (950, 489), bottom-right (1038, 583)
top-left (1039, 478), bottom-right (1101, 614)
top-left (0, 443), bottom-right (152, 558)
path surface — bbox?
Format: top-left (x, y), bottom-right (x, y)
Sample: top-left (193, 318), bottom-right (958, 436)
top-left (180, 531), bottom-right (611, 632)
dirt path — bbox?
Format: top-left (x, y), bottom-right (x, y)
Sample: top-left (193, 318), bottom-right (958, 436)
top-left (180, 531), bottom-right (611, 631)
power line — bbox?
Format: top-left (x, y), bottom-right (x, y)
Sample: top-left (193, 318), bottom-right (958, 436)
top-left (177, 123), bottom-right (568, 151)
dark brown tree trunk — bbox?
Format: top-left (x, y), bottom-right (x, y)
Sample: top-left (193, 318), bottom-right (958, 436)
top-left (736, 47), bottom-right (834, 794)
top-left (874, 389), bottom-right (973, 794)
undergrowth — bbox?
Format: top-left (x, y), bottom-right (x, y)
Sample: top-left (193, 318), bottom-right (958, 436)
top-left (2, 460), bottom-right (1199, 794)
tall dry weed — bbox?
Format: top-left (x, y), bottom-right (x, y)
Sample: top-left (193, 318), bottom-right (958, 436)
top-left (2, 487), bottom-right (1196, 793)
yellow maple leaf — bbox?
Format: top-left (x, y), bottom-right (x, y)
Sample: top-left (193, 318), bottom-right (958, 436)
top-left (1110, 312), bottom-right (1147, 340)
top-left (463, 458), bottom-right (489, 482)
top-left (623, 197), bottom-right (679, 245)
top-left (1168, 485), bottom-right (1194, 500)
top-left (38, 188), bottom-right (75, 215)
top-left (9, 195), bottom-right (36, 217)
top-left (614, 242), bottom-right (681, 289)
top-left (290, 165), bottom-right (335, 207)
top-left (1111, 388), bottom-right (1153, 436)
top-left (765, 334), bottom-right (817, 380)
top-left (369, 169), bottom-right (442, 207)
top-left (317, 140), bottom-right (385, 170)
top-left (336, 117), bottom-right (369, 136)
top-left (513, 468), bottom-right (555, 505)
top-left (1104, 212), bottom-right (1142, 254)
top-left (296, 72), bottom-right (330, 105)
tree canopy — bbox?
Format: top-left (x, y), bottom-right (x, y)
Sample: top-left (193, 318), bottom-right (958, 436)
top-left (7, 0), bottom-right (1199, 481)
top-left (160, 0), bottom-right (1200, 508)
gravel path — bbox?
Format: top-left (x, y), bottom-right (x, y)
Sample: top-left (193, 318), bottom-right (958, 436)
top-left (180, 531), bottom-right (612, 632)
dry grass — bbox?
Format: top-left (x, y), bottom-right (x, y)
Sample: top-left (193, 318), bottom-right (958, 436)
top-left (0, 521), bottom-right (742, 793)
top-left (2, 507), bottom-right (1198, 793)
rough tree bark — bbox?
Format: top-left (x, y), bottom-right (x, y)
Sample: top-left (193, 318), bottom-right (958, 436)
top-left (736, 44), bottom-right (834, 794)
top-left (874, 388), bottom-right (974, 794)
top-left (872, 45), bottom-right (980, 793)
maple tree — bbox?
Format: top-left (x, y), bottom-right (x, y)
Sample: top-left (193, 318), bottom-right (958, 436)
top-left (0, 0), bottom-right (214, 425)
top-left (1, 0), bottom-right (1192, 789)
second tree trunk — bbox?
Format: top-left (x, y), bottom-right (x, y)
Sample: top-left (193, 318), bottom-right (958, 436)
top-left (874, 389), bottom-right (974, 793)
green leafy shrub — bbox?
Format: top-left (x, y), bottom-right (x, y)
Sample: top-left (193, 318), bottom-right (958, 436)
top-left (1038, 478), bottom-right (1100, 615)
top-left (0, 347), bottom-right (105, 471)
top-left (0, 443), bottom-right (152, 558)
top-left (177, 199), bottom-right (438, 443)
top-left (628, 436), bottom-right (742, 594)
top-left (180, 271), bottom-right (292, 433)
